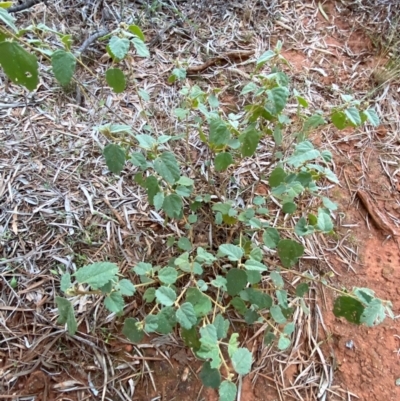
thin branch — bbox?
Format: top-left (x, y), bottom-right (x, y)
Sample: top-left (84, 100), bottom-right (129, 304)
top-left (8, 0), bottom-right (44, 13)
top-left (76, 28), bottom-right (109, 56)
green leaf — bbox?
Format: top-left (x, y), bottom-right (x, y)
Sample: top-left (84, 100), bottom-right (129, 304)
top-left (219, 244), bottom-right (244, 262)
top-left (270, 305), bottom-right (287, 324)
top-left (345, 107), bottom-right (362, 126)
top-left (267, 86), bottom-right (289, 114)
top-left (200, 362), bottom-right (221, 389)
top-left (103, 144), bottom-right (126, 174)
top-left (143, 287), bottom-right (156, 303)
top-left (219, 381), bottom-right (237, 401)
top-left (182, 326), bottom-right (201, 350)
top-left (74, 262), bottom-right (118, 289)
top-left (282, 202), bottom-right (297, 214)
top-left (153, 192), bottom-right (164, 211)
top-left (244, 288), bottom-right (272, 309)
top-left (295, 282), bottom-right (309, 297)
top-left (198, 325), bottom-right (220, 368)
top-left (155, 286), bottom-right (176, 306)
top-left (56, 297), bottom-right (77, 335)
top-left (0, 42), bottom-right (38, 90)
top-left (157, 307), bottom-right (177, 334)
top-left (104, 291), bottom-right (124, 313)
top-left (241, 126), bottom-right (260, 157)
top-left (196, 247), bottom-right (217, 264)
top-left (257, 49), bottom-right (275, 67)
top-left (213, 314), bottom-right (229, 339)
top-left (273, 125), bottom-right (283, 146)
top-left (316, 208), bottom-right (333, 232)
top-left (262, 228), bottom-right (280, 249)
top-left (106, 68), bottom-right (126, 93)
top-left (211, 275), bottom-right (228, 291)
top-left (162, 194), bottom-right (183, 219)
top-left (246, 270), bottom-right (262, 285)
top-left (226, 269), bottom-right (247, 296)
top-left (108, 36), bottom-right (130, 60)
top-left (158, 266), bottom-right (178, 285)
top-left (135, 134), bottom-right (157, 149)
top-left (303, 114), bottom-right (325, 132)
top-left (176, 302), bottom-right (197, 329)
top-left (209, 118), bottom-right (230, 146)
top-left (133, 262), bottom-right (153, 276)
top-left (228, 333), bottom-right (239, 357)
top-left (145, 176), bottom-right (160, 205)
top-left (244, 259), bottom-right (268, 272)
top-left (130, 152), bottom-right (147, 169)
top-left (278, 334), bottom-right (291, 350)
top-left (333, 296), bottom-right (364, 324)
top-left (264, 331), bottom-right (276, 346)
top-left (277, 239), bottom-right (304, 267)
top-left (122, 318), bottom-right (144, 343)
top-left (232, 347), bottom-right (252, 375)
top-left (177, 237), bottom-right (192, 251)
top-left (231, 297), bottom-right (247, 314)
top-left (0, 8), bottom-right (16, 31)
top-left (322, 197), bottom-right (337, 211)
top-left (154, 152), bottom-right (180, 184)
top-left (214, 152), bottom-right (233, 171)
top-left (294, 217), bottom-right (315, 236)
top-left (186, 288), bottom-right (212, 317)
top-left (51, 50), bottom-right (76, 86)
top-left (283, 322), bottom-right (295, 335)
top-left (128, 24), bottom-right (145, 41)
top-left (118, 279), bottom-right (136, 296)
top-left (144, 315), bottom-right (158, 333)
top-left (360, 299), bottom-right (386, 326)
top-left (270, 271), bottom-right (284, 289)
top-left (60, 273), bottom-right (71, 292)
top-left (269, 167), bottom-right (287, 187)
top-left (287, 141), bottom-right (320, 167)
top-left (362, 108), bottom-right (379, 126)
top-left (131, 36), bottom-right (150, 57)
top-left (331, 110), bottom-right (347, 129)
top-left (354, 287), bottom-right (375, 304)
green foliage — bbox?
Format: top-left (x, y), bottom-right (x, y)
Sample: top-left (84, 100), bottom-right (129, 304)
top-left (2, 25), bottom-right (389, 398)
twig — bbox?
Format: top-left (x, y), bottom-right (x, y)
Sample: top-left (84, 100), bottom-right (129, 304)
top-left (186, 50), bottom-right (254, 74)
top-left (8, 0), bottom-right (43, 13)
top-left (76, 28), bottom-right (109, 57)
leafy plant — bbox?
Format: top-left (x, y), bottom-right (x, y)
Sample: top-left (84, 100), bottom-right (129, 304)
top-left (1, 11), bottom-right (392, 399)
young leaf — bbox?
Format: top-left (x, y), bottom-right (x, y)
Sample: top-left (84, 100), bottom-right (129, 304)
top-left (360, 299), bottom-right (386, 326)
top-left (128, 24), bottom-right (145, 41)
top-left (155, 286), bottom-right (177, 306)
top-left (176, 302), bottom-right (197, 329)
top-left (108, 36), bottom-right (130, 60)
top-left (262, 228), bottom-right (280, 249)
top-left (144, 315), bottom-right (159, 333)
top-left (316, 208), bottom-right (333, 232)
top-left (269, 167), bottom-right (287, 188)
top-left (218, 244), bottom-right (243, 261)
top-left (333, 296), bottom-right (364, 324)
top-left (270, 305), bottom-right (287, 324)
top-left (51, 50), bottom-right (76, 86)
top-left (231, 347), bottom-right (252, 375)
top-left (278, 334), bottom-right (291, 350)
top-left (331, 110), bottom-right (347, 129)
top-left (213, 314), bottom-right (229, 339)
top-left (56, 297), bottom-right (77, 335)
top-left (277, 239), bottom-right (304, 267)
top-left (228, 333), bottom-right (239, 357)
top-left (344, 107), bottom-right (361, 126)
top-left (158, 266), bottom-right (178, 285)
top-left (200, 361), bottom-right (221, 389)
top-left (104, 291), bottom-right (124, 313)
top-left (74, 262), bottom-right (118, 288)
top-left (106, 68), bottom-right (126, 93)
top-left (154, 152), bottom-right (180, 184)
top-left (0, 42), bottom-right (38, 90)
top-left (219, 381), bottom-right (237, 401)
top-left (60, 273), bottom-right (71, 292)
top-left (226, 268), bottom-right (247, 296)
top-left (122, 317), bottom-right (144, 343)
top-left (103, 144), bottom-right (126, 174)
top-left (214, 152), bottom-right (233, 171)
top-left (162, 194), bottom-right (183, 219)
top-left (287, 141), bottom-right (320, 167)
top-left (362, 108), bottom-right (379, 126)
top-left (241, 126), bottom-right (260, 157)
top-left (257, 49), bottom-right (275, 67)
top-left (118, 279), bottom-right (136, 296)
top-left (131, 36), bottom-right (150, 57)
top-left (0, 7), bottom-right (17, 31)
top-left (135, 134), bottom-right (157, 149)
top-left (294, 217), bottom-right (315, 236)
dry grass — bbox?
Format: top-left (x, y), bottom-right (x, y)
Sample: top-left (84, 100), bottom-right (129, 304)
top-left (0, 0), bottom-right (399, 400)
